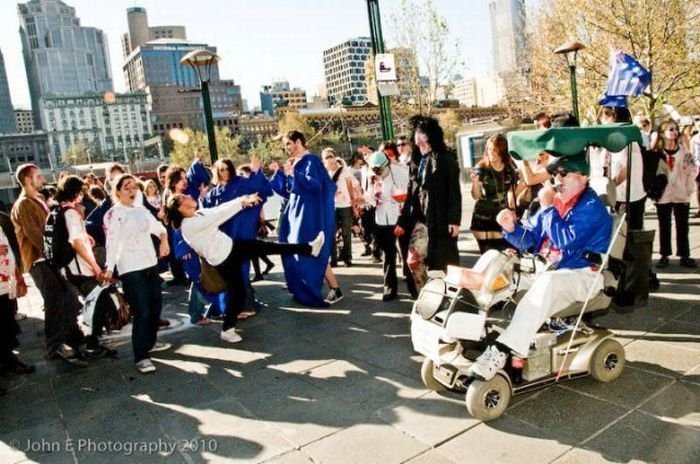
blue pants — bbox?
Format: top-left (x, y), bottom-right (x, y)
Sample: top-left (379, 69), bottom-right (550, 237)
top-left (188, 283), bottom-right (209, 324)
top-left (120, 266), bottom-right (162, 363)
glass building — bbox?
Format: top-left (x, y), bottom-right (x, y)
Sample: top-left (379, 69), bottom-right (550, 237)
top-left (0, 49), bottom-right (17, 134)
top-left (18, 0), bottom-right (113, 129)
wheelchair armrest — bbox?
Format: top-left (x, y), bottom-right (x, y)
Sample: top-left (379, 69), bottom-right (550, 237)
top-left (583, 251), bottom-right (602, 265)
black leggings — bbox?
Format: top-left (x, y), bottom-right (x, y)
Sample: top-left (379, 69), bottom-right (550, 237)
top-left (216, 239), bottom-right (311, 331)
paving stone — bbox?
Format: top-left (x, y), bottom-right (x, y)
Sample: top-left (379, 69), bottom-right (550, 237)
top-left (506, 385), bottom-right (628, 444)
top-left (404, 449), bottom-right (459, 464)
top-left (260, 450), bottom-right (315, 464)
top-left (434, 416), bottom-right (571, 464)
top-left (638, 381), bottom-right (700, 425)
top-left (376, 392), bottom-right (480, 446)
top-left (302, 423), bottom-right (429, 464)
top-left (0, 419), bottom-right (73, 464)
top-left (624, 339), bottom-right (700, 376)
top-left (563, 363), bottom-right (676, 408)
top-left (648, 320), bottom-right (700, 352)
top-left (234, 375), bottom-right (373, 447)
top-left (581, 411), bottom-right (700, 464)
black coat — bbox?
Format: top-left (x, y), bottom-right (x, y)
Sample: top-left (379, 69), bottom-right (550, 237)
top-left (398, 150), bottom-right (462, 271)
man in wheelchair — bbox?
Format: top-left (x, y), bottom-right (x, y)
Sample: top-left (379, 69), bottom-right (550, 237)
top-left (468, 153), bottom-right (613, 381)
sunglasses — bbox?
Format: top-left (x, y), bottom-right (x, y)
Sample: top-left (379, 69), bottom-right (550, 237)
top-left (397, 143), bottom-right (407, 147)
top-left (665, 127), bottom-right (678, 132)
top-left (554, 169), bottom-right (570, 177)
top-left (372, 166), bottom-right (384, 173)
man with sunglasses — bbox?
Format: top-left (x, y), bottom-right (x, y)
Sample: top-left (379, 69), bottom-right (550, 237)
top-left (469, 154), bottom-right (612, 381)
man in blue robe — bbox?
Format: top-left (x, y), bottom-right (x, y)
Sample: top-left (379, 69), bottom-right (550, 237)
top-left (270, 130), bottom-right (336, 307)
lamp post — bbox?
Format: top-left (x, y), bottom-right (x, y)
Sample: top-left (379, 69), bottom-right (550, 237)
top-left (554, 41), bottom-right (585, 122)
top-left (366, 0), bottom-right (394, 141)
top-left (180, 49), bottom-right (221, 163)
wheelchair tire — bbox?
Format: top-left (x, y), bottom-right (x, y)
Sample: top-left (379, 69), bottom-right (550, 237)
top-left (420, 358), bottom-right (446, 392)
top-left (590, 339), bottom-right (625, 383)
top-left (465, 374), bottom-right (511, 421)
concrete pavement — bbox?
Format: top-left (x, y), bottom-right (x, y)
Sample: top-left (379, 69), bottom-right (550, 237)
top-left (1, 193), bottom-right (698, 464)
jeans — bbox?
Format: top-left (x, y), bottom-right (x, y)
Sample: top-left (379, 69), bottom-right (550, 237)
top-left (656, 202), bottom-right (690, 258)
top-left (188, 283), bottom-right (209, 324)
top-left (29, 261), bottom-right (83, 353)
top-left (120, 266), bottom-right (163, 362)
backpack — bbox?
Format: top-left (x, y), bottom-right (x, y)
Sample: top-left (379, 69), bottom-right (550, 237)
top-left (44, 205), bottom-right (77, 269)
top-left (641, 148), bottom-right (667, 201)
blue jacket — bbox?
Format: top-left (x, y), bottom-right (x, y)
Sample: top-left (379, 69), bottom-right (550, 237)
top-left (503, 187), bottom-right (612, 270)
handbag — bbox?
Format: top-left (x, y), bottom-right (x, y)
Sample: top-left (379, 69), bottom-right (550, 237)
top-left (199, 257), bottom-right (227, 294)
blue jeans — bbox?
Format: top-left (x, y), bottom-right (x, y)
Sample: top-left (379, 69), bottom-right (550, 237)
top-left (120, 266), bottom-right (162, 363)
top-left (188, 283), bottom-right (208, 323)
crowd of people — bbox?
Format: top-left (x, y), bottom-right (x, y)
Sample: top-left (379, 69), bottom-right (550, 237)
top-left (1, 108), bottom-right (698, 391)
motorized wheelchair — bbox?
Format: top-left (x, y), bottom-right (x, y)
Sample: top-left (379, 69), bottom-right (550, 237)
top-left (410, 126), bottom-right (643, 421)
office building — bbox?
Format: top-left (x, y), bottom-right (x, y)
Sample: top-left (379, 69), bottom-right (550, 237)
top-left (489, 0), bottom-right (527, 74)
top-left (18, 0), bottom-right (113, 129)
top-left (323, 37), bottom-right (372, 106)
top-left (41, 92), bottom-right (150, 163)
top-left (260, 81), bottom-right (307, 116)
top-left (0, 49), bottom-right (16, 134)
top-left (14, 109), bottom-right (36, 133)
top-left (0, 132), bottom-right (51, 169)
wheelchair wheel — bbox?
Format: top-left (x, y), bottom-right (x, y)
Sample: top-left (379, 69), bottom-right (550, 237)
top-left (420, 358), bottom-right (446, 392)
top-left (590, 339), bottom-right (625, 383)
top-left (465, 374), bottom-right (511, 421)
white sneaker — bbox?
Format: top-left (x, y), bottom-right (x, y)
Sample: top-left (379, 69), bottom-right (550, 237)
top-left (135, 359), bottom-right (156, 374)
top-left (221, 328), bottom-right (242, 343)
top-left (468, 345), bottom-right (507, 381)
top-left (150, 341), bottom-right (172, 353)
top-left (324, 287), bottom-right (344, 304)
top-left (310, 231), bottom-right (325, 257)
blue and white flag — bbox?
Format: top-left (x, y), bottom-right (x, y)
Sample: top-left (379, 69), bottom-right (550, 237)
top-left (605, 50), bottom-right (651, 97)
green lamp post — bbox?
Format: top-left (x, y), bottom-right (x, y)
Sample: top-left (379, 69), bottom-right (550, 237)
top-left (554, 41), bottom-right (585, 122)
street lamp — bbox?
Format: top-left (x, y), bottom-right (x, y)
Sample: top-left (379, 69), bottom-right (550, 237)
top-left (554, 41), bottom-right (585, 122)
top-left (366, 0), bottom-right (394, 141)
top-left (180, 49), bottom-right (221, 163)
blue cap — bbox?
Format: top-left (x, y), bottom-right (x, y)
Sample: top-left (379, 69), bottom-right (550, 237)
top-left (368, 151), bottom-right (389, 168)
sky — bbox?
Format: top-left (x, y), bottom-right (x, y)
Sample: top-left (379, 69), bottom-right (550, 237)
top-left (0, 0), bottom-right (495, 110)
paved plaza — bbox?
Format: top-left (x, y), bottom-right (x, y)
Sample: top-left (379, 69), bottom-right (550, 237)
top-left (1, 194), bottom-right (699, 464)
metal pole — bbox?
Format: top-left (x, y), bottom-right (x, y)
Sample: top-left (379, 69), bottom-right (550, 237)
top-left (366, 0), bottom-right (394, 141)
top-left (569, 63), bottom-right (579, 121)
top-left (201, 79), bottom-right (219, 163)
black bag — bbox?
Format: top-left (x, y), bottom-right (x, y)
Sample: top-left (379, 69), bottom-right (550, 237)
top-left (641, 149), bottom-right (667, 201)
top-left (44, 205), bottom-right (77, 269)
top-left (614, 230), bottom-right (655, 310)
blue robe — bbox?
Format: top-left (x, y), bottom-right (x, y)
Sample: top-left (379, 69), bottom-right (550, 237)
top-left (270, 153), bottom-right (336, 307)
top-left (203, 171), bottom-right (273, 293)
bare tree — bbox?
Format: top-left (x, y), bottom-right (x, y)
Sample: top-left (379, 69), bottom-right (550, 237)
top-left (389, 0), bottom-right (465, 115)
top-left (529, 0), bottom-right (700, 122)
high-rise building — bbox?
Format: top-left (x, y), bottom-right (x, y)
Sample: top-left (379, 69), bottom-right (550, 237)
top-left (323, 37), bottom-right (372, 106)
top-left (0, 49), bottom-right (17, 134)
top-left (122, 7), bottom-right (187, 59)
top-left (123, 38), bottom-right (242, 136)
top-left (124, 39), bottom-right (221, 92)
top-left (489, 0), bottom-right (527, 74)
top-left (14, 109), bottom-right (36, 133)
top-left (453, 78), bottom-right (479, 108)
top-left (260, 81), bottom-right (307, 116)
top-left (18, 0), bottom-right (114, 129)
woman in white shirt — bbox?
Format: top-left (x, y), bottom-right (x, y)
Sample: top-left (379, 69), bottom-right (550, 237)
top-left (364, 151), bottom-right (409, 301)
top-left (165, 193), bottom-right (324, 344)
top-left (102, 174), bottom-right (170, 374)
